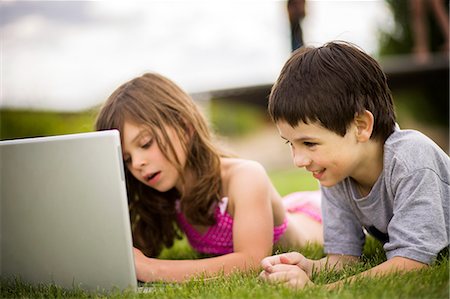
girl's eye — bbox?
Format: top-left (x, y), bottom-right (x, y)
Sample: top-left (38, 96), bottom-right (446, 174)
top-left (141, 138), bottom-right (153, 149)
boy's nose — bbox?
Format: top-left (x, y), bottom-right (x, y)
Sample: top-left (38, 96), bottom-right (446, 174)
top-left (293, 152), bottom-right (311, 168)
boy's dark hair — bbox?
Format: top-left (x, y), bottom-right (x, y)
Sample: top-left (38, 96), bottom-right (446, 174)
top-left (268, 41), bottom-right (396, 141)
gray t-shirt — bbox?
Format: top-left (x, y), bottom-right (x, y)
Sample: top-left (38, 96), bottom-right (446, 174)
top-left (322, 127), bottom-right (450, 265)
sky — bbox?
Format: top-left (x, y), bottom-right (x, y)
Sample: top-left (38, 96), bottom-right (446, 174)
top-left (0, 0), bottom-right (393, 111)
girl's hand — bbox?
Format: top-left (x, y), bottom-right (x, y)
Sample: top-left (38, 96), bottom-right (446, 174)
top-left (259, 262), bottom-right (313, 289)
top-left (133, 247), bottom-right (158, 282)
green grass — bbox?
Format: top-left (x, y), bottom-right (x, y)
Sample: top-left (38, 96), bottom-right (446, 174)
top-left (2, 239), bottom-right (448, 298)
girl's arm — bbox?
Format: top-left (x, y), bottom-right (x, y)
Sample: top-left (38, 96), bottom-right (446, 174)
top-left (136, 161), bottom-right (276, 282)
top-left (135, 247), bottom-right (268, 282)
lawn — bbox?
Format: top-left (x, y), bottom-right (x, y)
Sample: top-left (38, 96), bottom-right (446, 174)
top-left (2, 228), bottom-right (448, 299)
top-left (1, 169), bottom-right (448, 298)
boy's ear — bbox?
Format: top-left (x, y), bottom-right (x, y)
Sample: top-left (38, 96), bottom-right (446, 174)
top-left (354, 110), bottom-right (374, 142)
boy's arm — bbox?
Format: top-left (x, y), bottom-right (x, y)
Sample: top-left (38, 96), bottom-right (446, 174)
top-left (311, 254), bottom-right (359, 273)
top-left (259, 252), bottom-right (358, 288)
top-left (325, 256), bottom-right (427, 289)
top-left (260, 252), bottom-right (426, 289)
top-left (260, 252), bottom-right (358, 278)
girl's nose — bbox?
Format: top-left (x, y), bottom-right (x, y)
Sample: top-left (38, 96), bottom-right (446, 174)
top-left (131, 154), bottom-right (147, 170)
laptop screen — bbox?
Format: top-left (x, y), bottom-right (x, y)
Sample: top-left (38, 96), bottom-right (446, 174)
top-left (0, 130), bottom-right (137, 291)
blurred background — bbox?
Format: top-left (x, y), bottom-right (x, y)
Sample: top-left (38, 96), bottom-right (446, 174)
top-left (1, 0), bottom-right (448, 191)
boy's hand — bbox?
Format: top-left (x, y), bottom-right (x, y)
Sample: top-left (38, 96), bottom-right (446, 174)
top-left (260, 252), bottom-right (313, 276)
top-left (259, 252), bottom-right (316, 289)
top-left (259, 262), bottom-right (313, 289)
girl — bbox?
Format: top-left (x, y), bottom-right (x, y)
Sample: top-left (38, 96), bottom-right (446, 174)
top-left (95, 73), bottom-right (322, 283)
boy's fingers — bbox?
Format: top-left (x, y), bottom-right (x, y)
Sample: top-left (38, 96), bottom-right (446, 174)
top-left (260, 270), bottom-right (295, 284)
top-left (260, 254), bottom-right (284, 272)
top-left (269, 263), bottom-right (302, 273)
top-left (279, 252), bottom-right (305, 265)
top-left (261, 252), bottom-right (304, 272)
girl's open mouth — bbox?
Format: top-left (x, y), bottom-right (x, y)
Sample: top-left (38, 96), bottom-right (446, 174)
top-left (146, 171), bottom-right (161, 184)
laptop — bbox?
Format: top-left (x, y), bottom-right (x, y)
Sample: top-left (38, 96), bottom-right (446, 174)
top-left (0, 130), bottom-right (140, 292)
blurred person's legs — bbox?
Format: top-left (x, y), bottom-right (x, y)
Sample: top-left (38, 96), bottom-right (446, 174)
top-left (428, 0), bottom-right (449, 52)
top-left (288, 0), bottom-right (306, 51)
top-left (410, 0), bottom-right (449, 64)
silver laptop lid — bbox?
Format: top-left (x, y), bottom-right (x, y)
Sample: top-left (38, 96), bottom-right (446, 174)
top-left (0, 130), bottom-right (137, 292)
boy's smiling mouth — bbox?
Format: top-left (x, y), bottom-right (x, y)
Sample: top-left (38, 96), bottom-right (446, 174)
top-left (311, 169), bottom-right (325, 180)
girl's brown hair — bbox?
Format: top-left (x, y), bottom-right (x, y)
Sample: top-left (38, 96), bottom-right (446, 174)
top-left (95, 73), bottom-right (223, 257)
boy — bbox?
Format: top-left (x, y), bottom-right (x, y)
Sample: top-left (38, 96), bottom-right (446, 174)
top-left (259, 41), bottom-right (449, 289)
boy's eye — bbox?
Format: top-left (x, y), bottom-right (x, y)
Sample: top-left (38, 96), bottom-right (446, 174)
top-left (304, 142), bottom-right (316, 147)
